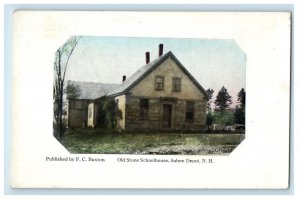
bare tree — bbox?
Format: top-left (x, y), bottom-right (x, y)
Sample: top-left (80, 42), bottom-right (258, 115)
top-left (53, 36), bottom-right (80, 139)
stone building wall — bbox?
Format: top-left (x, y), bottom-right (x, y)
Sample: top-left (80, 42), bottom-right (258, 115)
top-left (67, 99), bottom-right (91, 128)
top-left (129, 57), bottom-right (206, 100)
top-left (124, 96), bottom-right (206, 132)
top-left (125, 97), bottom-right (160, 131)
top-left (122, 56), bottom-right (207, 132)
top-left (176, 100), bottom-right (206, 131)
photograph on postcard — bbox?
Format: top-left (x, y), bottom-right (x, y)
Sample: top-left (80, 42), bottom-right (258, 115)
top-left (53, 36), bottom-right (246, 155)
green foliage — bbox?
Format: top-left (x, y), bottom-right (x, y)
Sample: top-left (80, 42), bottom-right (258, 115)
top-left (214, 86), bottom-right (232, 114)
top-left (206, 110), bottom-right (235, 127)
top-left (234, 108), bottom-right (245, 124)
top-left (63, 129), bottom-right (245, 154)
top-left (213, 111), bottom-right (235, 126)
top-left (206, 88), bottom-right (214, 111)
top-left (234, 88), bottom-right (246, 125)
top-left (238, 88), bottom-right (246, 108)
top-left (206, 111), bottom-right (214, 126)
top-left (65, 83), bottom-right (81, 99)
top-left (97, 97), bottom-right (121, 130)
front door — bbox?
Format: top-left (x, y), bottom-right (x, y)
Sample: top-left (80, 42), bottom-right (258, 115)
top-left (162, 104), bottom-right (172, 128)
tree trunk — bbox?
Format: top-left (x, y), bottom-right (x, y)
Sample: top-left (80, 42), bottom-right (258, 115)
top-left (54, 37), bottom-right (80, 140)
top-left (59, 83), bottom-right (63, 139)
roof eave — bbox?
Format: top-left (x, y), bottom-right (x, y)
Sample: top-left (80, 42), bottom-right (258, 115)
top-left (67, 98), bottom-right (93, 101)
top-left (104, 51), bottom-right (209, 99)
top-left (168, 53), bottom-right (209, 99)
top-left (120, 51), bottom-right (173, 93)
top-left (108, 91), bottom-right (126, 98)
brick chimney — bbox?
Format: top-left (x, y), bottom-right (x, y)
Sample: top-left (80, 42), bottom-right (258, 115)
top-left (122, 75), bottom-right (126, 82)
top-left (145, 52), bottom-right (150, 64)
top-left (159, 44), bottom-right (163, 57)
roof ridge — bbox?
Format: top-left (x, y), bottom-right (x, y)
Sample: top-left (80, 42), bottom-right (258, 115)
top-left (68, 50), bottom-right (208, 99)
top-left (67, 80), bottom-right (120, 100)
top-left (107, 51), bottom-right (174, 96)
top-left (108, 50), bottom-right (208, 98)
top-left (68, 80), bottom-right (120, 85)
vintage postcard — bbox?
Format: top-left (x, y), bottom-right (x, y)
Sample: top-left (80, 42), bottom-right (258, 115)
top-left (54, 36), bottom-right (245, 155)
top-left (11, 11), bottom-right (290, 188)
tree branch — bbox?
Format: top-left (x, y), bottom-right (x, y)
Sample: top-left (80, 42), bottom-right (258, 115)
top-left (62, 36), bottom-right (80, 83)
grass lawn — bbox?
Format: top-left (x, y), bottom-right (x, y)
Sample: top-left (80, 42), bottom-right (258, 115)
top-left (62, 129), bottom-right (245, 155)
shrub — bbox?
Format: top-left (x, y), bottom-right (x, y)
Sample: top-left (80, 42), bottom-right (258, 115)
top-left (206, 111), bottom-right (214, 127)
top-left (97, 97), bottom-right (121, 130)
top-left (213, 111), bottom-right (234, 126)
top-left (234, 107), bottom-right (245, 125)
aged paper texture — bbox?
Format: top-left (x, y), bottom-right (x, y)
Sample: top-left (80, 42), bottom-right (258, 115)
top-left (11, 11), bottom-right (290, 188)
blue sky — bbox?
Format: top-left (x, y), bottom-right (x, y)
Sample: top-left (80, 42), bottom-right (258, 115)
top-left (64, 36), bottom-right (246, 106)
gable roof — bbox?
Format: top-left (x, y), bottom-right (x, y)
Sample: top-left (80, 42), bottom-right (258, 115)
top-left (108, 51), bottom-right (208, 98)
top-left (67, 80), bottom-right (120, 100)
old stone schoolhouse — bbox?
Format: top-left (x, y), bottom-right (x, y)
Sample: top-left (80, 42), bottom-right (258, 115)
top-left (67, 44), bottom-right (208, 131)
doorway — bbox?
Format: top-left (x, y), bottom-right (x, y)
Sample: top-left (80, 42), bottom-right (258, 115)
top-left (162, 104), bottom-right (172, 129)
